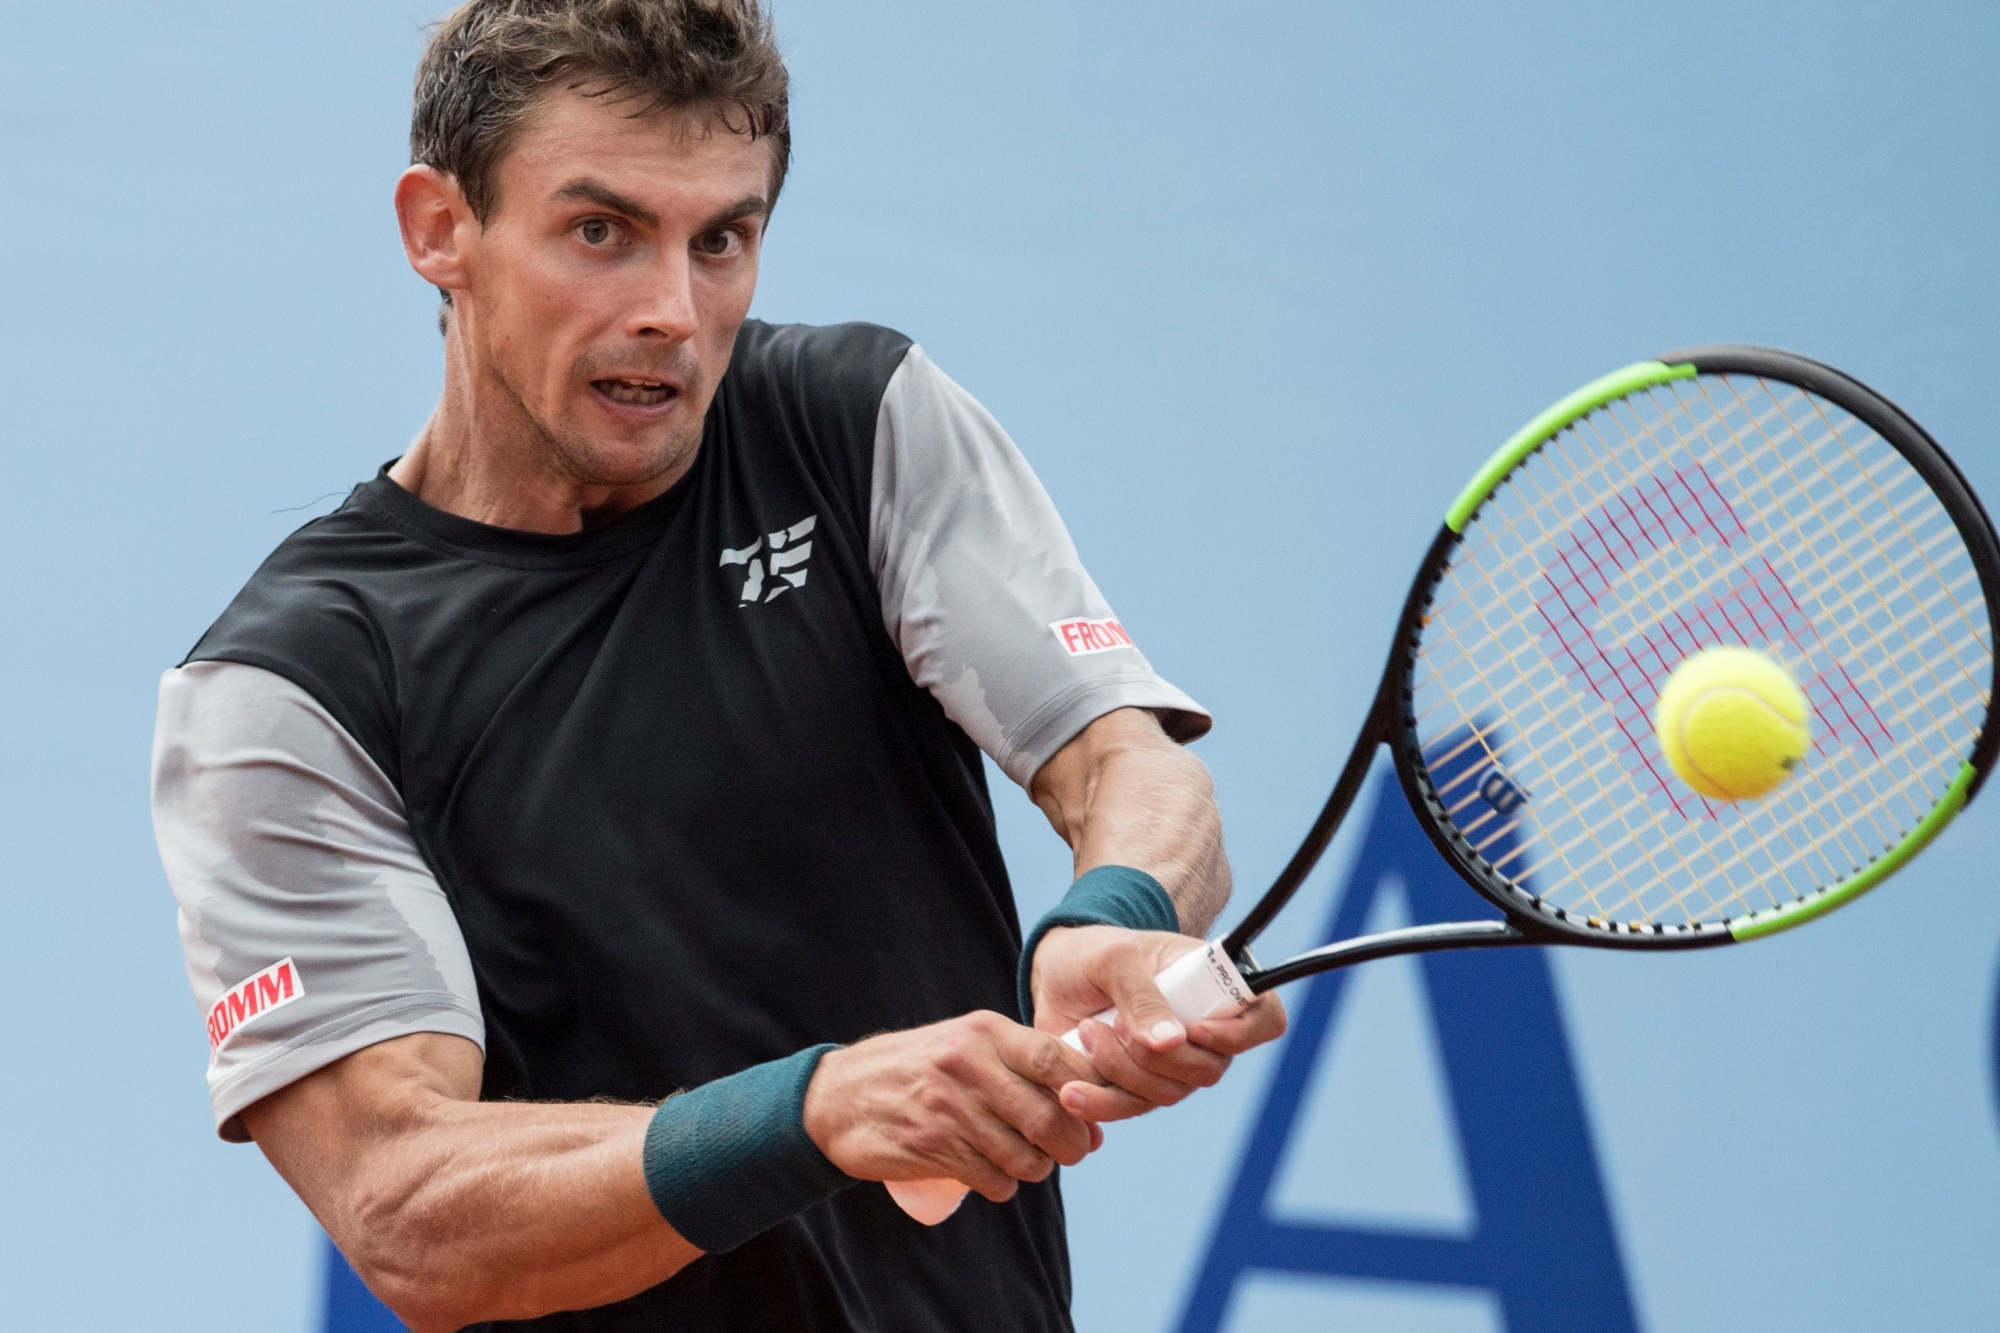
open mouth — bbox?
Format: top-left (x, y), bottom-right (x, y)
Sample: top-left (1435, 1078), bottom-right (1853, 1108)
top-left (592, 377), bottom-right (676, 407)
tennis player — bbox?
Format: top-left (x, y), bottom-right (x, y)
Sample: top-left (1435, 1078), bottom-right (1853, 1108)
top-left (151, 2), bottom-right (1284, 1329)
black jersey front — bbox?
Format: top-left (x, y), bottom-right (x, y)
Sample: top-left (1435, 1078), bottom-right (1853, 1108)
top-left (187, 321), bottom-right (1073, 1331)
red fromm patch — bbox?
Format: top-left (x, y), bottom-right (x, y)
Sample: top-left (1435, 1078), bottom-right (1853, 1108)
top-left (206, 958), bottom-right (304, 1055)
top-left (1050, 617), bottom-right (1136, 657)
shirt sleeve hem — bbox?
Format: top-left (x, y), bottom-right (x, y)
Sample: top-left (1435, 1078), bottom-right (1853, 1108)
top-left (209, 995), bottom-right (485, 1143)
top-left (995, 674), bottom-right (1214, 789)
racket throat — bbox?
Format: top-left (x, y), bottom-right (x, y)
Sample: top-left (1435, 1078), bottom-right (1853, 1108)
top-left (1242, 919), bottom-right (1535, 993)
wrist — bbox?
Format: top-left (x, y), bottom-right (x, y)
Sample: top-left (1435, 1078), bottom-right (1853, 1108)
top-left (642, 1044), bottom-right (856, 1254)
top-left (1017, 865), bottom-right (1179, 1023)
top-left (798, 1044), bottom-right (851, 1160)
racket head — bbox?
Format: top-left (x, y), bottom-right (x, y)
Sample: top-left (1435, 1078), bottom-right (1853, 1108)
top-left (1388, 346), bottom-right (2000, 949)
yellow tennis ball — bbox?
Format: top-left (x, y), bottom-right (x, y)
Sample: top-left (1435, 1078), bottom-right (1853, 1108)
top-left (1655, 646), bottom-right (1810, 801)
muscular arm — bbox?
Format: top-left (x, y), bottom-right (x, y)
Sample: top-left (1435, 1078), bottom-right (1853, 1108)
top-left (245, 1019), bottom-right (1102, 1330)
top-left (243, 1033), bottom-right (691, 1333)
top-left (1027, 706), bottom-right (1230, 932)
top-left (1024, 708), bottom-right (1287, 1121)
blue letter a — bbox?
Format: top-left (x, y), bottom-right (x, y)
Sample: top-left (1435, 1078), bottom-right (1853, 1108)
top-left (1175, 766), bottom-right (1640, 1332)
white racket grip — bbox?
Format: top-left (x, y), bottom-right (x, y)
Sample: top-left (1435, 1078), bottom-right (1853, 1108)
top-left (886, 940), bottom-right (1254, 1225)
top-left (1058, 939), bottom-right (1255, 1052)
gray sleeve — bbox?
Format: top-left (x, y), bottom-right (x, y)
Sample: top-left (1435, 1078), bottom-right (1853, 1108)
top-left (870, 345), bottom-right (1212, 788)
top-left (151, 661), bottom-right (484, 1142)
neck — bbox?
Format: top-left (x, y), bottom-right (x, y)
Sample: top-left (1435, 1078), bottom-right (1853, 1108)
top-left (389, 309), bottom-right (690, 535)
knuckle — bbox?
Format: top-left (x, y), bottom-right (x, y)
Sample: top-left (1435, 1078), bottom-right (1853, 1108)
top-left (933, 1040), bottom-right (973, 1080)
top-left (1032, 1103), bottom-right (1074, 1144)
top-left (1027, 1037), bottom-right (1067, 1083)
top-left (1014, 1148), bottom-right (1056, 1183)
top-left (916, 1079), bottom-right (957, 1119)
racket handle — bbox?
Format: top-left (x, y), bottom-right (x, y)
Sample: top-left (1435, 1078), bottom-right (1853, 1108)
top-left (1057, 939), bottom-right (1255, 1051)
top-left (886, 940), bottom-right (1254, 1224)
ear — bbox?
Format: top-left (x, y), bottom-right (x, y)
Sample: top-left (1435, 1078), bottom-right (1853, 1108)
top-left (395, 165), bottom-right (476, 295)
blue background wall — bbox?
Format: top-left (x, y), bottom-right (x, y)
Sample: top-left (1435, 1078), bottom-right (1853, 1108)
top-left (2, 2), bottom-right (1995, 1329)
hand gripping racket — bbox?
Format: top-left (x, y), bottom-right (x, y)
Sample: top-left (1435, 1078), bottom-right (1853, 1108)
top-left (889, 346), bottom-right (2000, 1225)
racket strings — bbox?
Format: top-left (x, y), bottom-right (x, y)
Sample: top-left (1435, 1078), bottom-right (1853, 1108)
top-left (1689, 377), bottom-right (1982, 748)
top-left (1419, 647), bottom-right (1699, 919)
top-left (1765, 379), bottom-right (1991, 680)
top-left (1592, 374), bottom-right (1984, 908)
top-left (1659, 380), bottom-right (1974, 838)
top-left (1432, 466), bottom-right (1788, 924)
top-left (1667, 380), bottom-right (1987, 836)
top-left (1411, 371), bottom-right (1992, 930)
top-left (1580, 393), bottom-right (1914, 855)
top-left (1424, 390), bottom-right (1984, 924)
top-left (1576, 378), bottom-right (1984, 908)
top-left (1420, 538), bottom-right (1721, 923)
top-left (1558, 391), bottom-right (1905, 918)
top-left (1432, 400), bottom-right (1976, 800)
top-left (1430, 431), bottom-right (1830, 920)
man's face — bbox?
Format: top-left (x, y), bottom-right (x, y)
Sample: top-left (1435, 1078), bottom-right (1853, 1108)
top-left (459, 89), bottom-right (773, 489)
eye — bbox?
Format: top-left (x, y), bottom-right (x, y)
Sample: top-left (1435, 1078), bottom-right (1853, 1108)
top-left (578, 218), bottom-right (614, 246)
top-left (697, 227), bottom-right (740, 258)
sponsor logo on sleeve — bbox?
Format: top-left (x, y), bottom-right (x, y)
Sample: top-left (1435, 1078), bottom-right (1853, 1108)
top-left (206, 958), bottom-right (304, 1056)
top-left (1050, 617), bottom-right (1137, 657)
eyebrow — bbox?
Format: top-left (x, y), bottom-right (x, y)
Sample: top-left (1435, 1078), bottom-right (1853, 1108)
top-left (552, 179), bottom-right (659, 227)
top-left (550, 179), bottom-right (770, 234)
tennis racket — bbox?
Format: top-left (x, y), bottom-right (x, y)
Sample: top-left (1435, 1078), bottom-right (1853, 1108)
top-left (889, 345), bottom-right (2000, 1225)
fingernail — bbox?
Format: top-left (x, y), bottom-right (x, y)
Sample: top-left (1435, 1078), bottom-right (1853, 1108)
top-left (1062, 1088), bottom-right (1086, 1112)
top-left (1149, 1019), bottom-right (1185, 1044)
top-left (1078, 1023), bottom-right (1097, 1055)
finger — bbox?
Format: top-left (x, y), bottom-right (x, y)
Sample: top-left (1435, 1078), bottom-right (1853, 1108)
top-left (1100, 946), bottom-right (1198, 1054)
top-left (964, 1096), bottom-right (1072, 1184)
top-left (899, 1087), bottom-right (1028, 1201)
top-left (1098, 1015), bottom-right (1231, 1090)
top-left (995, 1019), bottom-right (1105, 1095)
top-left (1186, 994), bottom-right (1288, 1055)
top-left (1077, 1018), bottom-right (1218, 1108)
top-left (929, 1016), bottom-right (1077, 1184)
top-left (983, 1073), bottom-right (1095, 1167)
top-left (948, 1099), bottom-right (1058, 1190)
top-left (930, 1143), bottom-right (1021, 1203)
top-left (968, 1024), bottom-right (1095, 1166)
top-left (1058, 1076), bottom-right (1153, 1123)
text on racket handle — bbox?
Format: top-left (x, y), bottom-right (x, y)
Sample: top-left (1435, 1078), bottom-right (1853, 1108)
top-left (1057, 938), bottom-right (1254, 1051)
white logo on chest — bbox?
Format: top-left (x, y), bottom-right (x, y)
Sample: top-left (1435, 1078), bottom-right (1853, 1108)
top-left (720, 514), bottom-right (817, 604)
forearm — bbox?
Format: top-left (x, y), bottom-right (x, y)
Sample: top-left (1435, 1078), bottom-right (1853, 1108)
top-left (1016, 712), bottom-right (1287, 1121)
top-left (1032, 708), bottom-right (1230, 934)
top-left (244, 1038), bottom-right (697, 1332)
top-left (342, 1101), bottom-right (686, 1329)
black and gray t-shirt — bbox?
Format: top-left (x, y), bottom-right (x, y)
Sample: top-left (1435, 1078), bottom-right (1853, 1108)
top-left (151, 320), bottom-right (1208, 1332)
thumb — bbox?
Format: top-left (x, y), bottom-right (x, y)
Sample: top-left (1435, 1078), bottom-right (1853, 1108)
top-left (1100, 941), bottom-right (1194, 1053)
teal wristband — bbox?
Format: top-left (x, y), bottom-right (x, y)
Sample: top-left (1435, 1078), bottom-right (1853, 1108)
top-left (641, 1044), bottom-right (855, 1253)
top-left (1016, 865), bottom-right (1179, 1023)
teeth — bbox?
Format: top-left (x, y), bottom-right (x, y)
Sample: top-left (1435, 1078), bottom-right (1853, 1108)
top-left (598, 379), bottom-right (672, 405)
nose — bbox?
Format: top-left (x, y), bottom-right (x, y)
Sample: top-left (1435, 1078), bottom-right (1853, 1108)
top-left (627, 245), bottom-right (698, 342)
